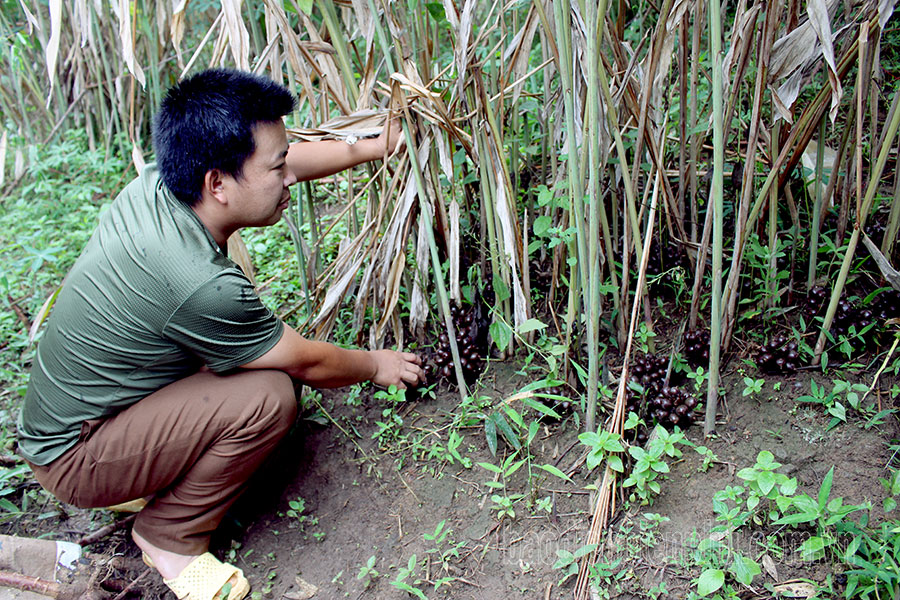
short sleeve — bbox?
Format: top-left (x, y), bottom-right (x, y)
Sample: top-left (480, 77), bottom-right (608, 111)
top-left (163, 269), bottom-right (284, 372)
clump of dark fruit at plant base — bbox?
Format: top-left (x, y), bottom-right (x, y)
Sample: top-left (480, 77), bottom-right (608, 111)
top-left (870, 289), bottom-right (900, 322)
top-left (424, 303), bottom-right (487, 387)
top-left (630, 353), bottom-right (668, 396)
top-left (830, 298), bottom-right (876, 349)
top-left (802, 286), bottom-right (877, 354)
top-left (537, 384), bottom-right (574, 422)
top-left (757, 333), bottom-right (800, 374)
top-left (683, 329), bottom-right (710, 367)
top-left (803, 285), bottom-right (828, 318)
top-left (649, 386), bottom-right (698, 430)
top-left (625, 353), bottom-right (669, 429)
top-left (625, 354), bottom-right (697, 443)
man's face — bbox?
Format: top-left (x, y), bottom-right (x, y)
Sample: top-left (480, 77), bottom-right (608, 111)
top-left (223, 120), bottom-right (296, 228)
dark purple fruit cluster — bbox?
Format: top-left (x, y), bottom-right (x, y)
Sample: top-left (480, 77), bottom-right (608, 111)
top-left (626, 354), bottom-right (699, 438)
top-left (648, 386), bottom-right (698, 429)
top-left (630, 353), bottom-right (668, 396)
top-left (424, 303), bottom-right (484, 385)
top-left (804, 285), bottom-right (828, 317)
top-left (683, 329), bottom-right (710, 367)
top-left (830, 298), bottom-right (875, 341)
top-left (870, 289), bottom-right (900, 322)
top-left (538, 385), bottom-right (573, 420)
top-left (757, 333), bottom-right (800, 374)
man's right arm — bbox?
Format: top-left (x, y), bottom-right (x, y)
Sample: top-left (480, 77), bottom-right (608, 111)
top-left (240, 323), bottom-right (424, 389)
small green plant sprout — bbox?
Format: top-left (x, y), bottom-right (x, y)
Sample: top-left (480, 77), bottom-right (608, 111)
top-left (286, 497), bottom-right (307, 524)
top-left (622, 426), bottom-right (689, 505)
top-left (636, 321), bottom-right (657, 353)
top-left (773, 466), bottom-right (869, 561)
top-left (426, 429), bottom-right (472, 468)
top-left (489, 492), bottom-right (525, 520)
top-left (741, 376), bottom-right (764, 398)
top-left (686, 366), bottom-right (708, 394)
top-left (390, 554), bottom-right (427, 600)
top-left (552, 543), bottom-right (597, 586)
top-left (478, 451), bottom-right (533, 520)
top-left (578, 429), bottom-right (625, 472)
top-left (372, 385), bottom-right (407, 447)
top-left (795, 379), bottom-right (846, 430)
top-left (693, 445), bottom-right (718, 472)
top-left (880, 467), bottom-right (900, 513)
top-left (344, 383), bottom-right (364, 407)
top-left (691, 537), bottom-right (761, 598)
top-left (736, 451), bottom-right (798, 522)
top-left (357, 555), bottom-right (379, 589)
top-left (712, 485), bottom-right (749, 533)
top-left (423, 520), bottom-right (466, 579)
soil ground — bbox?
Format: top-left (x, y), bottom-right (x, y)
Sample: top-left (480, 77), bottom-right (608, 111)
top-left (9, 355), bottom-right (897, 600)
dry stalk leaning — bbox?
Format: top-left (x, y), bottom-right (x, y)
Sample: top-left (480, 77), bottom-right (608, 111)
top-left (574, 171), bottom-right (663, 600)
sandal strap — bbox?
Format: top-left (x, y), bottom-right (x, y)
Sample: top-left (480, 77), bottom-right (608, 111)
top-left (163, 553), bottom-right (245, 600)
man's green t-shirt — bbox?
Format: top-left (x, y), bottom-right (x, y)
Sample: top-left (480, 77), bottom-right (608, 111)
top-left (18, 165), bottom-right (284, 465)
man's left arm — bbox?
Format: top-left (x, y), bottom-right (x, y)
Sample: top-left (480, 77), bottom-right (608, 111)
top-left (286, 117), bottom-right (401, 182)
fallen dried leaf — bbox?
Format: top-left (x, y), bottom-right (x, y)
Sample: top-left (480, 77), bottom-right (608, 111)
top-left (283, 576), bottom-right (318, 599)
top-left (762, 553), bottom-right (779, 580)
top-left (772, 581), bottom-right (817, 598)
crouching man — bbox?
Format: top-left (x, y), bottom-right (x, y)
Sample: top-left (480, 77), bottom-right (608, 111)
top-left (18, 68), bottom-right (423, 600)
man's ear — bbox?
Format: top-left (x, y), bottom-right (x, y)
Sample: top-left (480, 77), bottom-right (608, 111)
top-left (203, 169), bottom-right (229, 206)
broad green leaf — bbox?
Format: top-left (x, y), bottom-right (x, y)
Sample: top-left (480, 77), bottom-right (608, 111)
top-left (757, 470), bottom-right (776, 495)
top-left (798, 536), bottom-right (826, 561)
top-left (730, 554), bottom-right (761, 586)
top-left (489, 320), bottom-right (512, 352)
top-left (780, 477), bottom-right (798, 495)
top-left (492, 412), bottom-right (521, 450)
top-left (484, 417), bottom-right (498, 456)
top-left (522, 398), bottom-right (562, 420)
top-left (736, 467), bottom-right (756, 481)
top-left (608, 455), bottom-right (624, 472)
top-left (573, 543), bottom-right (598, 559)
top-left (503, 404), bottom-right (524, 429)
top-left (696, 568), bottom-right (725, 596)
top-left (517, 317), bottom-right (547, 334)
top-left (756, 450), bottom-right (779, 469)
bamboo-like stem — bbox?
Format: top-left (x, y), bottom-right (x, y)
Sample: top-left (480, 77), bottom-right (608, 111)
top-left (767, 120), bottom-right (779, 310)
top-left (552, 0), bottom-right (589, 310)
top-left (689, 2), bottom-right (703, 247)
top-left (807, 115), bottom-right (826, 287)
top-left (883, 133), bottom-right (900, 260)
top-left (582, 0), bottom-right (609, 439)
top-left (813, 87), bottom-right (900, 363)
top-left (704, 0), bottom-right (725, 436)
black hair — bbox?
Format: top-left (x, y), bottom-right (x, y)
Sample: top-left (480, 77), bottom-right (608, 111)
top-left (153, 69), bottom-right (297, 206)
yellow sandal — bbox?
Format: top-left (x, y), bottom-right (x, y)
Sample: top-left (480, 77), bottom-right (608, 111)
top-left (143, 552), bottom-right (250, 600)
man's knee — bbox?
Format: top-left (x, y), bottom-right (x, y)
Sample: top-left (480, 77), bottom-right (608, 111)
top-left (253, 370), bottom-right (297, 432)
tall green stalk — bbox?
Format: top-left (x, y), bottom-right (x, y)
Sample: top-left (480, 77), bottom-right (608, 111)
top-left (704, 0), bottom-right (724, 437)
top-left (807, 115), bottom-right (826, 287)
top-left (814, 87), bottom-right (900, 363)
top-left (580, 0), bottom-right (608, 434)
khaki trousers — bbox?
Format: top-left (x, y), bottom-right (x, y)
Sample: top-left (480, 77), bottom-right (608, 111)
top-left (29, 369), bottom-right (297, 555)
